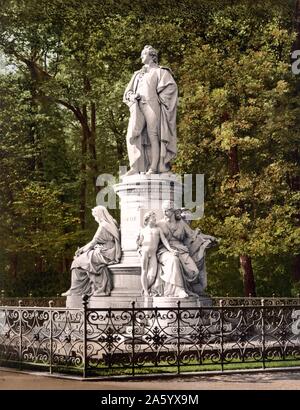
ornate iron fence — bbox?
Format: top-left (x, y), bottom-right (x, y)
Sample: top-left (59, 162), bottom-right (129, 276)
top-left (1, 294), bottom-right (300, 307)
top-left (211, 296), bottom-right (300, 307)
top-left (0, 295), bottom-right (66, 307)
top-left (1, 299), bottom-right (300, 377)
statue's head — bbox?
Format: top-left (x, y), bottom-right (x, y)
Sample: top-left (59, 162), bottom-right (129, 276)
top-left (141, 45), bottom-right (158, 65)
top-left (91, 205), bottom-right (117, 226)
top-left (143, 211), bottom-right (156, 226)
top-left (174, 209), bottom-right (182, 221)
top-left (162, 200), bottom-right (175, 218)
top-left (92, 205), bottom-right (106, 223)
top-left (180, 208), bottom-right (193, 225)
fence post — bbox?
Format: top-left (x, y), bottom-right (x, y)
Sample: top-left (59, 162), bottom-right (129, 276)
top-left (177, 300), bottom-right (181, 375)
top-left (219, 299), bottom-right (224, 372)
top-left (131, 301), bottom-right (135, 377)
top-left (261, 298), bottom-right (266, 369)
top-left (49, 300), bottom-right (53, 374)
top-left (18, 300), bottom-right (23, 370)
top-left (82, 294), bottom-right (89, 378)
top-left (154, 306), bottom-right (158, 368)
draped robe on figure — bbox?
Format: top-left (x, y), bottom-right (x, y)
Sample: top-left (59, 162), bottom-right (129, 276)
top-left (183, 228), bottom-right (217, 295)
top-left (154, 219), bottom-right (200, 297)
top-left (123, 66), bottom-right (178, 173)
top-left (66, 222), bottom-right (121, 296)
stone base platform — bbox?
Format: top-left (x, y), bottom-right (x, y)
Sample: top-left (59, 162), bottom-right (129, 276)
top-left (65, 294), bottom-right (146, 309)
top-left (65, 262), bottom-right (212, 309)
top-left (114, 173), bottom-right (182, 265)
top-left (65, 293), bottom-right (212, 309)
top-left (65, 262), bottom-right (143, 308)
top-left (151, 296), bottom-right (212, 308)
top-left (109, 263), bottom-right (141, 297)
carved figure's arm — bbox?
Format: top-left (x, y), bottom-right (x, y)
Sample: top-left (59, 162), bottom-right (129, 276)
top-left (159, 228), bottom-right (178, 255)
top-left (136, 231), bottom-right (144, 249)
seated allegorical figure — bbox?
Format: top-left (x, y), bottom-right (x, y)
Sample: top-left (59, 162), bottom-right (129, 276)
top-left (179, 208), bottom-right (218, 295)
top-left (152, 202), bottom-right (200, 299)
top-left (62, 206), bottom-right (121, 297)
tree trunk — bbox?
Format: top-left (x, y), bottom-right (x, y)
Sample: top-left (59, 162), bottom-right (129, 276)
top-left (90, 101), bottom-right (98, 193)
top-left (82, 76), bottom-right (98, 194)
top-left (115, 133), bottom-right (125, 162)
top-left (28, 78), bottom-right (44, 173)
top-left (227, 142), bottom-right (256, 296)
top-left (34, 256), bottom-right (44, 274)
top-left (109, 109), bottom-right (125, 162)
top-left (79, 109), bottom-right (88, 230)
top-left (228, 145), bottom-right (240, 177)
top-left (9, 254), bottom-right (18, 280)
top-left (292, 254), bottom-right (300, 282)
top-left (293, 0), bottom-right (300, 52)
top-left (240, 255), bottom-right (256, 296)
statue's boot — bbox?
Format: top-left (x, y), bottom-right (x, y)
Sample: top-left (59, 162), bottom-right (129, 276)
top-left (177, 289), bottom-right (189, 298)
top-left (146, 168), bottom-right (157, 175)
top-left (124, 167), bottom-right (137, 176)
top-left (61, 290), bottom-right (71, 297)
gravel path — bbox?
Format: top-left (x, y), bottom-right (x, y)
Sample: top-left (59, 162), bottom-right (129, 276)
top-left (0, 369), bottom-right (300, 390)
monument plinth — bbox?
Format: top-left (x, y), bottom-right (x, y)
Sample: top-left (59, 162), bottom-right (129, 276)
top-left (114, 173), bottom-right (182, 265)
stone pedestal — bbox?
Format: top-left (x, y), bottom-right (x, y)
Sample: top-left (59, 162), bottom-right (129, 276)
top-left (105, 173), bottom-right (182, 308)
top-left (114, 173), bottom-right (182, 265)
top-left (151, 296), bottom-right (212, 308)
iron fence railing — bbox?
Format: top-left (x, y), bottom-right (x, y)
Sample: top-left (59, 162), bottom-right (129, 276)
top-left (211, 296), bottom-right (300, 307)
top-left (1, 294), bottom-right (300, 308)
top-left (0, 296), bottom-right (66, 307)
top-left (1, 298), bottom-right (300, 378)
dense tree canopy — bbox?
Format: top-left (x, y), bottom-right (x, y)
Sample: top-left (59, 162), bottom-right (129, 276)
top-left (0, 0), bottom-right (299, 296)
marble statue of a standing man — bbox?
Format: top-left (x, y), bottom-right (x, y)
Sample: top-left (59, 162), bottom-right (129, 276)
top-left (123, 45), bottom-right (178, 175)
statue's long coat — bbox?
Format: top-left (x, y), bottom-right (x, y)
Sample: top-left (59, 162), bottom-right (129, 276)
top-left (123, 66), bottom-right (178, 173)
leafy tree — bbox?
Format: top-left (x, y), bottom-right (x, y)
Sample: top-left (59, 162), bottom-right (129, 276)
top-left (176, 2), bottom-right (300, 295)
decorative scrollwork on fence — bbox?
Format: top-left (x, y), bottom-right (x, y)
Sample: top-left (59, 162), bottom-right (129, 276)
top-left (0, 302), bottom-right (300, 377)
top-left (0, 307), bottom-right (84, 373)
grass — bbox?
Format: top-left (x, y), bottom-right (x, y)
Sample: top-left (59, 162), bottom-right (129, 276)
top-left (1, 355), bottom-right (300, 378)
top-left (82, 357), bottom-right (300, 377)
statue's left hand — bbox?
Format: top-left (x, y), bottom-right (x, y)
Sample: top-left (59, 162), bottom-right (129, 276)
top-left (75, 247), bottom-right (84, 257)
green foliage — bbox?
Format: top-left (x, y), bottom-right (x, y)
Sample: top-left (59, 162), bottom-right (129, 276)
top-left (175, 1), bottom-right (299, 295)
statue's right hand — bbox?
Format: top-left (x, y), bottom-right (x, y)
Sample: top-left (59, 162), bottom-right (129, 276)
top-left (75, 247), bottom-right (82, 257)
top-left (128, 93), bottom-right (136, 102)
top-left (129, 93), bottom-right (140, 102)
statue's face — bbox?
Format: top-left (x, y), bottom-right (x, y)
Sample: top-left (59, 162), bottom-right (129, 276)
top-left (141, 48), bottom-right (152, 65)
top-left (163, 208), bottom-right (173, 218)
top-left (182, 210), bottom-right (192, 225)
top-left (92, 210), bottom-right (100, 223)
top-left (174, 209), bottom-right (182, 220)
top-left (149, 214), bottom-right (156, 225)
